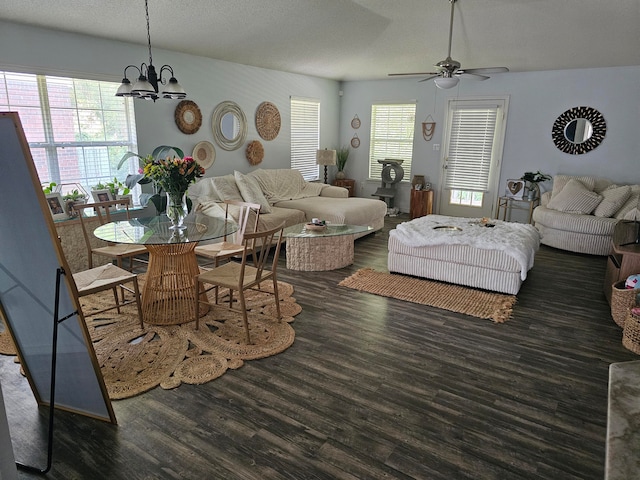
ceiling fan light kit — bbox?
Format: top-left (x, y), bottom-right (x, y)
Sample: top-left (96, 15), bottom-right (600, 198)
top-left (434, 76), bottom-right (459, 89)
top-left (389, 0), bottom-right (508, 88)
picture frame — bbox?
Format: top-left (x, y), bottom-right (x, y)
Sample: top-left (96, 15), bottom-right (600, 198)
top-left (92, 189), bottom-right (113, 203)
top-left (505, 179), bottom-right (525, 200)
top-left (45, 192), bottom-right (68, 220)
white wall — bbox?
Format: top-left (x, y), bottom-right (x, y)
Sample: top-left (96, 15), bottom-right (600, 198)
top-left (2, 19), bottom-right (639, 215)
top-left (340, 66), bottom-right (640, 213)
top-left (0, 20), bottom-right (341, 180)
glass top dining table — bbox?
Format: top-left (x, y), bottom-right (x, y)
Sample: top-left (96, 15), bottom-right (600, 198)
top-left (93, 213), bottom-right (237, 326)
top-left (93, 213), bottom-right (237, 246)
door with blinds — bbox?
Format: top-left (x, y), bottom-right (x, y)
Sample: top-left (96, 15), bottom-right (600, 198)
top-left (438, 97), bottom-right (509, 218)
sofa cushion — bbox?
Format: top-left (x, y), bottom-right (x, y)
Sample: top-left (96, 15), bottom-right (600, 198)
top-left (547, 179), bottom-right (602, 214)
top-left (234, 171), bottom-right (272, 213)
top-left (614, 187), bottom-right (640, 219)
top-left (550, 175), bottom-right (597, 199)
top-left (274, 196), bottom-right (387, 226)
top-left (212, 174), bottom-right (244, 202)
top-left (594, 185), bottom-right (632, 218)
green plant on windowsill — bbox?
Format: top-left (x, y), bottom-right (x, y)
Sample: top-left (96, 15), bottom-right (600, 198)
top-left (94, 178), bottom-right (130, 197)
top-left (62, 189), bottom-right (88, 201)
top-left (42, 182), bottom-right (58, 194)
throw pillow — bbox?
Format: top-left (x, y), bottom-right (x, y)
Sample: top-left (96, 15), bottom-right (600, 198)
top-left (211, 174), bottom-right (244, 202)
top-left (550, 175), bottom-right (597, 199)
top-left (547, 178), bottom-right (602, 214)
top-left (594, 185), bottom-right (632, 218)
top-left (614, 187), bottom-right (640, 219)
top-left (233, 171), bottom-right (272, 213)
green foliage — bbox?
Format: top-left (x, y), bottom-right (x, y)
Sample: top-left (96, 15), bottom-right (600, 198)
top-left (42, 182), bottom-right (57, 194)
top-left (117, 146), bottom-right (187, 215)
top-left (94, 177), bottom-right (130, 196)
top-left (336, 146), bottom-right (350, 172)
top-left (521, 171), bottom-right (552, 184)
top-left (62, 189), bottom-right (88, 201)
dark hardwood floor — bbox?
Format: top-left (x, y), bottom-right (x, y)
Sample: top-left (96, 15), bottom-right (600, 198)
top-left (2, 214), bottom-right (637, 479)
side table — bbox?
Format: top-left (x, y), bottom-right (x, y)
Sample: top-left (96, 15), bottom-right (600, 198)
top-left (604, 221), bottom-right (640, 304)
top-left (496, 196), bottom-right (539, 224)
top-left (334, 178), bottom-right (356, 197)
top-left (410, 189), bottom-right (434, 219)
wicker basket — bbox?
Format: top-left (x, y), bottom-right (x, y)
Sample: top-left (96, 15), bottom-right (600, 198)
top-left (622, 312), bottom-right (640, 354)
top-left (611, 280), bottom-right (638, 327)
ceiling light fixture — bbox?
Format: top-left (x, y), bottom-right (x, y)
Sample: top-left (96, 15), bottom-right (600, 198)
top-left (115, 0), bottom-right (186, 101)
top-left (433, 76), bottom-right (459, 89)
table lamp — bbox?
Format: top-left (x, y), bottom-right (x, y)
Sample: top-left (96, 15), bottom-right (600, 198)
top-left (316, 148), bottom-right (337, 184)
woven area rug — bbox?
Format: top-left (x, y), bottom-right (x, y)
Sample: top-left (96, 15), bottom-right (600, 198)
top-left (339, 268), bottom-right (515, 323)
top-left (0, 279), bottom-right (300, 399)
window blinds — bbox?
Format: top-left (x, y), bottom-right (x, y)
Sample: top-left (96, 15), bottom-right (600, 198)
top-left (368, 103), bottom-right (416, 180)
top-left (290, 97), bottom-right (320, 181)
top-left (444, 106), bottom-right (499, 192)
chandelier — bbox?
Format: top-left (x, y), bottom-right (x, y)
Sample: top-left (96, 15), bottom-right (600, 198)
top-left (115, 0), bottom-right (186, 101)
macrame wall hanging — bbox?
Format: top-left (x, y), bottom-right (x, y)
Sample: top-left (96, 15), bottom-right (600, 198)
top-left (422, 115), bottom-right (436, 141)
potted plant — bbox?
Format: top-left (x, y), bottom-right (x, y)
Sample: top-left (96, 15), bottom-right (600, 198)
top-left (118, 145), bottom-right (193, 215)
top-left (42, 182), bottom-right (58, 194)
top-left (335, 146), bottom-right (350, 180)
top-left (520, 171), bottom-right (552, 200)
top-left (63, 189), bottom-right (88, 217)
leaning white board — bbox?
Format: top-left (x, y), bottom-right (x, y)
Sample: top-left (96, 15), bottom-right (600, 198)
top-left (0, 112), bottom-right (115, 423)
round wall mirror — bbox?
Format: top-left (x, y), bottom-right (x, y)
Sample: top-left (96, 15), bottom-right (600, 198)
top-left (212, 101), bottom-right (247, 151)
top-left (552, 106), bottom-right (606, 155)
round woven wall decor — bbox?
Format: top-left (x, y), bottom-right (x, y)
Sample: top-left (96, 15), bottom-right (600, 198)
top-left (174, 100), bottom-right (202, 134)
top-left (255, 101), bottom-right (281, 141)
top-left (246, 140), bottom-right (264, 165)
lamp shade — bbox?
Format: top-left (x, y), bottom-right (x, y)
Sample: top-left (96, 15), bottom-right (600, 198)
top-left (316, 149), bottom-right (337, 166)
top-left (434, 76), bottom-right (459, 89)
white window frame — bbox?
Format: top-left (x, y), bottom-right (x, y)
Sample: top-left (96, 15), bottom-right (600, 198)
top-left (368, 102), bottom-right (416, 181)
top-left (0, 70), bottom-right (138, 199)
top-left (290, 96), bottom-right (320, 181)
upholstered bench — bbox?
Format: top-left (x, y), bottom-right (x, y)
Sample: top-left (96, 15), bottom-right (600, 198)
top-left (388, 215), bottom-right (541, 294)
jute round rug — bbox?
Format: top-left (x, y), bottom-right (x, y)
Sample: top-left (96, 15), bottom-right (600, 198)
top-left (0, 280), bottom-right (300, 400)
top-left (339, 268), bottom-right (515, 323)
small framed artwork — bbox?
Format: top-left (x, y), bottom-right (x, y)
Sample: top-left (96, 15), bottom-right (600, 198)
top-left (45, 193), bottom-right (68, 220)
top-left (92, 189), bottom-right (113, 203)
top-left (505, 179), bottom-right (525, 200)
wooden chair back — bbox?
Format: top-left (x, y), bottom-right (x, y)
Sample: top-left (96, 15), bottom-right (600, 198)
top-left (239, 221), bottom-right (285, 285)
top-left (223, 200), bottom-right (261, 244)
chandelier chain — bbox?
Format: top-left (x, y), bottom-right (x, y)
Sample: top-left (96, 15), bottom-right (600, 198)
top-left (145, 0), bottom-right (153, 65)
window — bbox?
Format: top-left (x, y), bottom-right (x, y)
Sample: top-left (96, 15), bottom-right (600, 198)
top-left (290, 97), bottom-right (320, 181)
top-left (0, 71), bottom-right (138, 198)
top-left (368, 103), bottom-right (416, 180)
top-left (443, 100), bottom-right (504, 206)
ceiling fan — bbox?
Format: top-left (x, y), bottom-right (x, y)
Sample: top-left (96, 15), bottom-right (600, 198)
top-left (389, 0), bottom-right (509, 89)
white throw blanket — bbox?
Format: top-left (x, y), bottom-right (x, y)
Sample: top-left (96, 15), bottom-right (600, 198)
top-left (250, 168), bottom-right (326, 204)
top-left (391, 215), bottom-right (541, 280)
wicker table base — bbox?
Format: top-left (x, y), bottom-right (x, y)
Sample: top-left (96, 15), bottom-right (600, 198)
top-left (142, 243), bottom-right (210, 325)
top-left (286, 235), bottom-right (354, 271)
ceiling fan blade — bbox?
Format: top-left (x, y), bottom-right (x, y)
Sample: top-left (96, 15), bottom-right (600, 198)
top-left (457, 72), bottom-right (490, 81)
top-left (388, 72), bottom-right (439, 77)
top-left (460, 66), bottom-right (509, 75)
top-left (418, 75), bottom-right (440, 83)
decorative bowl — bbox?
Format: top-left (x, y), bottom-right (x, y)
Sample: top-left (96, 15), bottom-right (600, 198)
top-left (305, 223), bottom-right (327, 231)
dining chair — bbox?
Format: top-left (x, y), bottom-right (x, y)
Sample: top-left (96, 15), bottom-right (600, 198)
top-left (73, 199), bottom-right (148, 272)
top-left (73, 263), bottom-right (144, 328)
top-left (194, 222), bottom-right (285, 344)
top-left (194, 200), bottom-right (261, 268)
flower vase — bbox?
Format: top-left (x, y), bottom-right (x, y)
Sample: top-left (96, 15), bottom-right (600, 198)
top-left (335, 170), bottom-right (346, 180)
top-left (166, 191), bottom-right (188, 230)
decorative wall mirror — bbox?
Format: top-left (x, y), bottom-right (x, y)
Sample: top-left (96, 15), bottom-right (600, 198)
top-left (212, 101), bottom-right (247, 151)
top-left (551, 106), bottom-right (606, 155)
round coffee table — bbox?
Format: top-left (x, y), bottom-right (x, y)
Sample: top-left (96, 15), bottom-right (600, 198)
top-left (282, 223), bottom-right (372, 271)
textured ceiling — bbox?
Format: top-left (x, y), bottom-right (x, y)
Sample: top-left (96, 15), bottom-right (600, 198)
top-left (1, 0), bottom-right (639, 81)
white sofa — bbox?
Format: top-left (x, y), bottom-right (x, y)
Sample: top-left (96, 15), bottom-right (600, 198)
top-left (532, 175), bottom-right (640, 255)
top-left (189, 168), bottom-right (388, 235)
